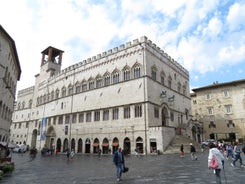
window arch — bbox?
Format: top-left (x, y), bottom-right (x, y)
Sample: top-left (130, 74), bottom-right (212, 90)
top-left (182, 84), bottom-right (186, 95)
top-left (61, 86), bottom-right (66, 97)
top-left (75, 81), bottom-right (81, 93)
top-left (55, 89), bottom-right (59, 99)
top-left (22, 101), bottom-right (25, 109)
top-left (160, 71), bottom-right (165, 85)
top-left (29, 99), bottom-right (32, 108)
top-left (103, 72), bottom-right (110, 86)
top-left (43, 94), bottom-right (46, 103)
top-left (122, 65), bottom-right (130, 81)
top-left (168, 75), bottom-right (172, 89)
top-left (68, 83), bottom-right (73, 95)
top-left (51, 90), bottom-right (54, 100)
top-left (177, 82), bottom-right (181, 93)
top-left (81, 79), bottom-right (87, 91)
top-left (88, 77), bottom-right (94, 90)
top-left (95, 74), bottom-right (103, 88)
top-left (132, 63), bottom-right (141, 79)
top-left (151, 65), bottom-right (157, 81)
top-left (112, 69), bottom-right (120, 84)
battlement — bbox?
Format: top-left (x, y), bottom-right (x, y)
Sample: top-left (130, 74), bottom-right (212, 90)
top-left (48, 36), bottom-right (188, 81)
top-left (18, 86), bottom-right (35, 97)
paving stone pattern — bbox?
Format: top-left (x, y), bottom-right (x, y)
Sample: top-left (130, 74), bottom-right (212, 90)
top-left (1, 151), bottom-right (245, 184)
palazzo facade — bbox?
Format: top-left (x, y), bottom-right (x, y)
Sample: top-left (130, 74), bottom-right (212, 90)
top-left (0, 25), bottom-right (21, 142)
top-left (10, 36), bottom-right (191, 154)
top-left (191, 80), bottom-right (245, 143)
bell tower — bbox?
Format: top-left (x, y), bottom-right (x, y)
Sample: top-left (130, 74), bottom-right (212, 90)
top-left (40, 46), bottom-right (64, 77)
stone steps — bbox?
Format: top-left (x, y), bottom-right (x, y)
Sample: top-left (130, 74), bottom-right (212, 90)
top-left (164, 135), bottom-right (201, 154)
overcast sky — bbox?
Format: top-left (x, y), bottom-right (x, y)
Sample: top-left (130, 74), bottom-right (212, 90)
top-left (1, 0), bottom-right (244, 92)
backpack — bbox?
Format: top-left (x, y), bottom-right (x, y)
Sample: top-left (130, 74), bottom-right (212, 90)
top-left (209, 155), bottom-right (219, 169)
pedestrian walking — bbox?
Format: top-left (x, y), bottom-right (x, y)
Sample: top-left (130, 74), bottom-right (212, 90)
top-left (98, 148), bottom-right (102, 159)
top-left (70, 149), bottom-right (75, 159)
top-left (225, 143), bottom-right (233, 160)
top-left (201, 143), bottom-right (205, 153)
top-left (113, 147), bottom-right (125, 182)
top-left (231, 142), bottom-right (244, 167)
top-left (190, 143), bottom-right (197, 160)
top-left (180, 144), bottom-right (184, 157)
top-left (66, 148), bottom-right (70, 160)
top-left (208, 142), bottom-right (225, 184)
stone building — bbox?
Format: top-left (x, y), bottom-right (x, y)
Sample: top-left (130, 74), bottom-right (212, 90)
top-left (0, 25), bottom-right (21, 142)
top-left (10, 36), bottom-right (191, 154)
top-left (191, 80), bottom-right (245, 143)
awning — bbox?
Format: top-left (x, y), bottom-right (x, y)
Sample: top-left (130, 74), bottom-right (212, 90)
top-left (102, 143), bottom-right (109, 147)
top-left (112, 142), bottom-right (119, 146)
top-left (92, 143), bottom-right (99, 147)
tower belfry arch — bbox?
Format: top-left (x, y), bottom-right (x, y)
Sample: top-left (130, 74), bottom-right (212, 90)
top-left (41, 46), bottom-right (64, 66)
top-left (39, 46), bottom-right (64, 78)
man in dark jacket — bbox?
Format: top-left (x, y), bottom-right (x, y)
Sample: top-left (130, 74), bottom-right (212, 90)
top-left (113, 147), bottom-right (124, 182)
top-left (190, 143), bottom-right (197, 160)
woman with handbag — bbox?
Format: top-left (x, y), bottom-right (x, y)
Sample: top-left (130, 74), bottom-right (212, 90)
top-left (208, 143), bottom-right (225, 184)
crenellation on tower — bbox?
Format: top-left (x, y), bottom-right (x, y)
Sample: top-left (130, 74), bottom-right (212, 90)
top-left (120, 44), bottom-right (125, 50)
top-left (107, 49), bottom-right (112, 54)
top-left (126, 41), bottom-right (131, 48)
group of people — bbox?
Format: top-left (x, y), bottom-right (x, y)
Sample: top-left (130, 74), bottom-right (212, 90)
top-left (179, 143), bottom-right (198, 160)
top-left (177, 141), bottom-right (245, 184)
top-left (208, 142), bottom-right (245, 184)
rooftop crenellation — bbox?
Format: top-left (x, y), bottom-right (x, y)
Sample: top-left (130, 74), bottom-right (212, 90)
top-left (58, 36), bottom-right (188, 76)
top-left (21, 36), bottom-right (189, 91)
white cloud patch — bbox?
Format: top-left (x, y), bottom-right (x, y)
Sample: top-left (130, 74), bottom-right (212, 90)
top-left (227, 2), bottom-right (245, 31)
top-left (0, 0), bottom-right (244, 91)
top-left (203, 17), bottom-right (223, 37)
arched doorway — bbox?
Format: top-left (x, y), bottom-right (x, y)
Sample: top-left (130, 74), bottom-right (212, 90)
top-left (71, 138), bottom-right (76, 152)
top-left (77, 138), bottom-right (83, 153)
top-left (192, 126), bottom-right (197, 142)
top-left (161, 106), bottom-right (168, 126)
top-left (123, 137), bottom-right (131, 155)
top-left (102, 138), bottom-right (109, 154)
top-left (85, 138), bottom-right (91, 153)
top-left (31, 129), bottom-right (38, 149)
top-left (196, 127), bottom-right (201, 143)
top-left (150, 138), bottom-right (157, 153)
top-left (45, 126), bottom-right (56, 149)
top-left (112, 137), bottom-right (119, 153)
top-left (63, 138), bottom-right (68, 152)
top-left (136, 137), bottom-right (144, 154)
top-left (56, 138), bottom-right (61, 153)
top-left (228, 133), bottom-right (236, 142)
top-left (93, 138), bottom-right (100, 153)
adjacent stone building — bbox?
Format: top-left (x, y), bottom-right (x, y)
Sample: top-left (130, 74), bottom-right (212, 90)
top-left (191, 80), bottom-right (245, 143)
top-left (0, 25), bottom-right (21, 142)
top-left (10, 36), bottom-right (191, 154)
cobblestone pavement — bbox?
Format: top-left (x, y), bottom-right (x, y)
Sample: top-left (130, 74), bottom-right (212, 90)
top-left (1, 151), bottom-right (245, 184)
